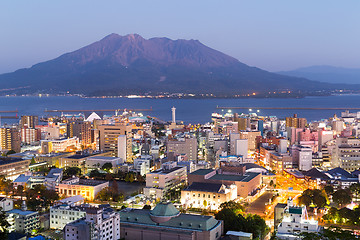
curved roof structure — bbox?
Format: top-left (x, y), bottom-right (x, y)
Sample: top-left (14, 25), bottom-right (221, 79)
top-left (150, 202), bottom-right (179, 217)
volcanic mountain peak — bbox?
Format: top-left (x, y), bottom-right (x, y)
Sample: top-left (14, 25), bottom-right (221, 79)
top-left (0, 33), bottom-right (346, 96)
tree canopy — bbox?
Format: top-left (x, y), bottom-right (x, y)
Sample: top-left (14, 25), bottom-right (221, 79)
top-left (215, 201), bottom-right (268, 240)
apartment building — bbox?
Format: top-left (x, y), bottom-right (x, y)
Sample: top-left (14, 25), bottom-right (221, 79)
top-left (50, 204), bottom-right (86, 229)
top-left (64, 205), bottom-right (120, 240)
top-left (0, 127), bottom-right (21, 153)
top-left (0, 158), bottom-right (30, 180)
top-left (7, 209), bottom-right (40, 234)
top-left (335, 137), bottom-right (360, 171)
top-left (67, 120), bottom-right (92, 146)
top-left (166, 137), bottom-right (197, 161)
top-left (98, 123), bottom-right (132, 158)
top-left (144, 166), bottom-right (187, 199)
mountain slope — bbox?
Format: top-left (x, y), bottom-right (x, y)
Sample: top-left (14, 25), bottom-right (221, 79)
top-left (278, 65), bottom-right (360, 84)
top-left (0, 34), bottom-right (346, 95)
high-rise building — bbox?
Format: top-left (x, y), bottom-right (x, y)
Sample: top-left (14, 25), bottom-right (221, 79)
top-left (0, 127), bottom-right (21, 153)
top-left (291, 145), bottom-right (312, 171)
top-left (20, 115), bottom-right (38, 128)
top-left (166, 137), bottom-right (197, 161)
top-left (239, 131), bottom-right (261, 151)
top-left (21, 127), bottom-right (41, 144)
top-left (286, 114), bottom-right (307, 129)
top-left (67, 121), bottom-right (92, 146)
top-left (98, 123), bottom-right (132, 158)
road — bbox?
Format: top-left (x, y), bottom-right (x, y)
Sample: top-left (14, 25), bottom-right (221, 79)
top-left (245, 192), bottom-right (274, 216)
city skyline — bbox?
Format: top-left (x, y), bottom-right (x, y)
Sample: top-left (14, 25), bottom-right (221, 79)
top-left (1, 0), bottom-right (360, 74)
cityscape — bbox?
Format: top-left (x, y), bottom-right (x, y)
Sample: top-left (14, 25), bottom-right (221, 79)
top-left (2, 1), bottom-right (360, 240)
top-left (0, 108), bottom-right (358, 239)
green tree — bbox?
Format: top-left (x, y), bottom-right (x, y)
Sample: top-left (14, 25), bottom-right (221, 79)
top-left (219, 200), bottom-right (244, 214)
top-left (332, 189), bottom-right (352, 207)
top-left (143, 205), bottom-right (151, 210)
top-left (6, 150), bottom-right (16, 155)
top-left (124, 173), bottom-right (130, 182)
top-left (350, 183), bottom-right (360, 200)
top-left (102, 163), bottom-right (113, 172)
top-left (16, 185), bottom-right (25, 200)
top-left (215, 201), bottom-right (267, 239)
top-left (299, 189), bottom-right (327, 208)
top-left (64, 167), bottom-right (82, 178)
top-left (324, 185), bottom-right (334, 196)
top-left (0, 208), bottom-right (9, 239)
top-left (129, 174), bottom-right (135, 183)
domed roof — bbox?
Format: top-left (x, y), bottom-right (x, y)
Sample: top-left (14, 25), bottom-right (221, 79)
top-left (150, 202), bottom-right (180, 217)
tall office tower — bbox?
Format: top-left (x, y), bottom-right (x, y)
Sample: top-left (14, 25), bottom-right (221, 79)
top-left (237, 117), bottom-right (249, 131)
top-left (0, 127), bottom-right (21, 153)
top-left (98, 123), bottom-right (132, 158)
top-left (67, 120), bottom-right (92, 146)
top-left (20, 115), bottom-right (39, 128)
top-left (286, 114), bottom-right (307, 128)
top-left (171, 107), bottom-right (176, 123)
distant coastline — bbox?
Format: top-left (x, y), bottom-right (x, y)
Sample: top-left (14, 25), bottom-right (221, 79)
top-left (0, 89), bottom-right (356, 99)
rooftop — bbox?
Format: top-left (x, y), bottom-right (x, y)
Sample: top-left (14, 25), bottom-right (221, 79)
top-left (189, 169), bottom-right (215, 176)
top-left (0, 158), bottom-right (28, 165)
top-left (209, 172), bottom-right (259, 182)
top-left (87, 156), bottom-right (120, 161)
top-left (150, 202), bottom-right (179, 217)
top-left (120, 208), bottom-right (220, 231)
top-left (184, 182), bottom-right (224, 193)
top-left (150, 166), bottom-right (186, 174)
top-left (7, 209), bottom-right (38, 216)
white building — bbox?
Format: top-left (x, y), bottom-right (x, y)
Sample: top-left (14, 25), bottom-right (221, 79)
top-left (64, 205), bottom-right (120, 240)
top-left (0, 197), bottom-right (13, 212)
top-left (117, 135), bottom-right (127, 163)
top-left (235, 139), bottom-right (248, 157)
top-left (144, 166), bottom-right (187, 199)
top-left (41, 137), bottom-right (79, 153)
top-left (86, 156), bottom-right (121, 171)
top-left (133, 155), bottom-right (152, 176)
top-left (276, 199), bottom-right (320, 240)
top-left (291, 145), bottom-right (312, 171)
top-left (50, 204), bottom-right (86, 229)
top-left (6, 209), bottom-right (40, 234)
top-left (45, 168), bottom-right (63, 190)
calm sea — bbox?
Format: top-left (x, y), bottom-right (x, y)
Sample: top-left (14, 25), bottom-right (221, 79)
top-left (0, 95), bottom-right (359, 125)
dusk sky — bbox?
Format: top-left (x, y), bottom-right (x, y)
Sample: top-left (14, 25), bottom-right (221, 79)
top-left (1, 0), bottom-right (360, 74)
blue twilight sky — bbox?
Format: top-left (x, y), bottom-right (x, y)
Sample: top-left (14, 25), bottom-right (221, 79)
top-left (1, 0), bottom-right (360, 74)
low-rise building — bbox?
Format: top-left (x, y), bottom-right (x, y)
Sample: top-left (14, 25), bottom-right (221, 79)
top-left (41, 137), bottom-right (79, 154)
top-left (189, 169), bottom-right (261, 199)
top-left (44, 168), bottom-right (63, 190)
top-left (0, 197), bottom-right (13, 212)
top-left (120, 202), bottom-right (223, 240)
top-left (181, 182), bottom-right (237, 210)
top-left (144, 166), bottom-right (187, 199)
top-left (133, 155), bottom-right (152, 176)
top-left (64, 205), bottom-right (120, 240)
top-left (85, 156), bottom-right (121, 172)
top-left (0, 158), bottom-right (31, 181)
top-left (50, 204), bottom-right (86, 229)
top-left (58, 177), bottom-right (109, 201)
top-left (6, 209), bottom-right (40, 234)
top-left (276, 199), bottom-right (320, 240)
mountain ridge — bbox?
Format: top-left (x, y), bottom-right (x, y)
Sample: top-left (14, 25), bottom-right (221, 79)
top-left (0, 34), bottom-right (352, 96)
top-left (278, 65), bottom-right (360, 84)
